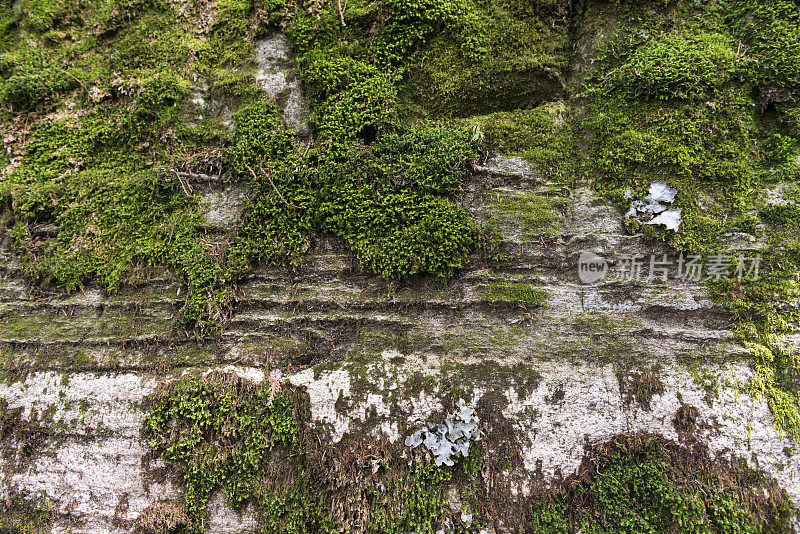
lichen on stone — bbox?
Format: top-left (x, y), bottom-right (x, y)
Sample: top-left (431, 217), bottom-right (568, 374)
top-left (405, 399), bottom-right (480, 467)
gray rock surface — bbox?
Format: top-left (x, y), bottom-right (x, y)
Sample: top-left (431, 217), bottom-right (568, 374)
top-left (473, 156), bottom-right (541, 182)
top-left (199, 184), bottom-right (249, 230)
top-left (255, 32), bottom-right (310, 135)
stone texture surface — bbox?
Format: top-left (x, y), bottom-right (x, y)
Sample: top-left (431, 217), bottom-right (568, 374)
top-left (199, 184), bottom-right (249, 230)
top-left (254, 32), bottom-right (311, 135)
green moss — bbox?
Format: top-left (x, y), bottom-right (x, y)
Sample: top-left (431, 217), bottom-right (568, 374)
top-left (143, 374), bottom-right (793, 534)
top-left (461, 102), bottom-right (574, 178)
top-left (302, 53), bottom-right (398, 145)
top-left (529, 435), bottom-right (791, 534)
top-left (400, 0), bottom-right (568, 117)
top-left (0, 491), bottom-right (52, 534)
top-left (486, 191), bottom-right (566, 239)
top-left (583, 91), bottom-right (761, 253)
top-left (0, 313), bottom-right (47, 339)
top-left (602, 31), bottom-right (737, 100)
top-left (689, 367), bottom-right (725, 408)
top-left (724, 0), bottom-right (800, 91)
top-left (226, 125), bottom-right (479, 284)
top-left (585, 3), bottom-right (800, 439)
top-left (389, 463), bottom-right (452, 534)
top-left (201, 0), bottom-right (254, 68)
top-left (142, 374), bottom-right (325, 531)
top-left (704, 150), bottom-right (800, 439)
top-left (483, 281), bottom-right (548, 306)
top-left (579, 0), bottom-right (800, 257)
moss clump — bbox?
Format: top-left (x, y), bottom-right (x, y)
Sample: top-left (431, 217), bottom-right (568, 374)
top-left (725, 0), bottom-right (800, 93)
top-left (528, 434), bottom-right (791, 534)
top-left (400, 0), bottom-right (569, 117)
top-left (225, 123), bottom-right (479, 283)
top-left (142, 373), bottom-right (331, 532)
top-left (461, 101), bottom-right (575, 179)
top-left (0, 491), bottom-right (52, 534)
top-left (316, 128), bottom-right (479, 281)
top-left (483, 281), bottom-right (548, 306)
top-left (602, 31), bottom-right (737, 100)
top-left (301, 54), bottom-right (398, 146)
top-left (367, 462), bottom-right (456, 534)
top-left (583, 91), bottom-right (761, 253)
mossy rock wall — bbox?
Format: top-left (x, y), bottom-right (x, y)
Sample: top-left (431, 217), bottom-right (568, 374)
top-left (2, 0), bottom-right (800, 532)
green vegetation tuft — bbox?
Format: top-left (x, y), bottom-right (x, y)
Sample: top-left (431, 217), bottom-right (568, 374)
top-left (142, 374), bottom-right (331, 532)
top-left (224, 123), bottom-right (479, 284)
top-left (529, 434), bottom-right (791, 534)
top-left (400, 0), bottom-right (568, 117)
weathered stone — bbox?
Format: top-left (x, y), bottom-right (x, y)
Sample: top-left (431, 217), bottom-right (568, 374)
top-left (198, 184), bottom-right (249, 230)
top-left (206, 492), bottom-right (259, 533)
top-left (254, 32), bottom-right (310, 135)
top-left (473, 156), bottom-right (541, 182)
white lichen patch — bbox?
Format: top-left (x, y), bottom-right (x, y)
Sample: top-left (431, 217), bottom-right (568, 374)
top-left (405, 399), bottom-right (480, 467)
top-left (625, 182), bottom-right (682, 231)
